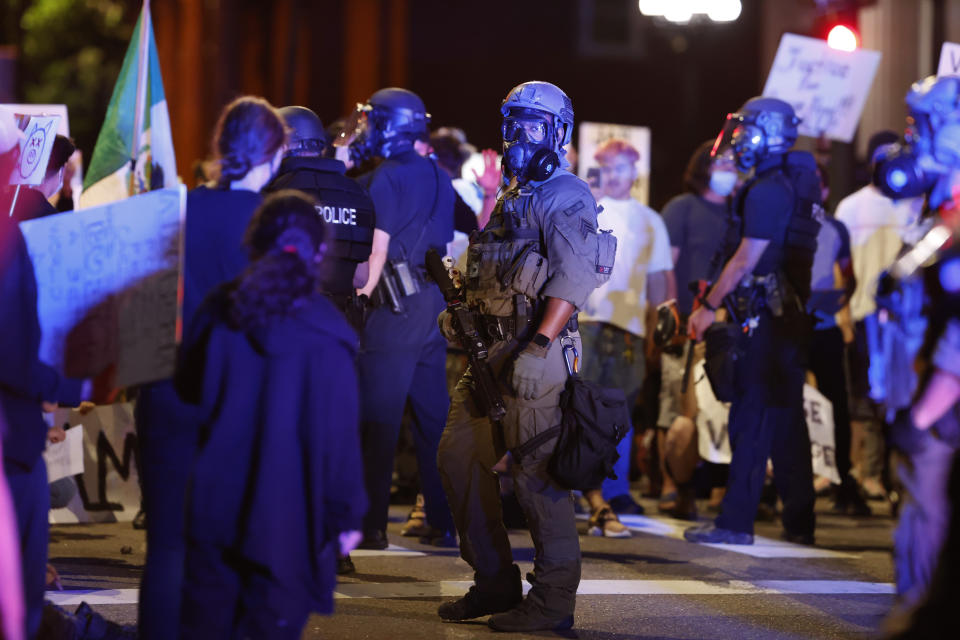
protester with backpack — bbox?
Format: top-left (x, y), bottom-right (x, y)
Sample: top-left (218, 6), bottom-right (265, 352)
top-left (683, 97), bottom-right (821, 546)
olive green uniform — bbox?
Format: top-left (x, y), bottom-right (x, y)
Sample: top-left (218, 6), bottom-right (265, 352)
top-left (438, 168), bottom-right (614, 618)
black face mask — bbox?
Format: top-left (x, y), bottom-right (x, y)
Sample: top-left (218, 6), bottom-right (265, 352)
top-left (501, 115), bottom-right (559, 183)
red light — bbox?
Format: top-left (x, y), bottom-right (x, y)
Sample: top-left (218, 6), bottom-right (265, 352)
top-left (827, 24), bottom-right (859, 52)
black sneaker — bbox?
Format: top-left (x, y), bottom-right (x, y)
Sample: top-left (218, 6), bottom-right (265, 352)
top-left (487, 598), bottom-right (574, 633)
top-left (337, 555), bottom-right (356, 575)
top-left (357, 530), bottom-right (389, 550)
top-left (438, 565), bottom-right (522, 621)
top-left (781, 530), bottom-right (815, 545)
top-left (683, 522), bottom-right (753, 545)
top-left (418, 528), bottom-right (458, 547)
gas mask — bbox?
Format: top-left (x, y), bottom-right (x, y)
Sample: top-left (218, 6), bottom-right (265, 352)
top-left (712, 99), bottom-right (800, 171)
top-left (501, 111), bottom-right (559, 184)
top-left (873, 76), bottom-right (960, 209)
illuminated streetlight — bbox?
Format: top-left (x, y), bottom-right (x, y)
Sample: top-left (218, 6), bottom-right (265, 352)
top-left (827, 24), bottom-right (859, 51)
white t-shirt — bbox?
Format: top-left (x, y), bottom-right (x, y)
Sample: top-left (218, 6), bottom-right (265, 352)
top-left (835, 185), bottom-right (925, 321)
top-left (581, 196), bottom-right (673, 336)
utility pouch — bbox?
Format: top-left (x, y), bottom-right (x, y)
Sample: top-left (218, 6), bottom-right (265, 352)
top-left (501, 244), bottom-right (549, 301)
top-left (703, 322), bottom-right (744, 403)
top-left (595, 230), bottom-right (617, 286)
top-left (390, 259), bottom-right (421, 297)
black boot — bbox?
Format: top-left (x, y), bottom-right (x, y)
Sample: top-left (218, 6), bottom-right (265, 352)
top-left (438, 565), bottom-right (522, 621)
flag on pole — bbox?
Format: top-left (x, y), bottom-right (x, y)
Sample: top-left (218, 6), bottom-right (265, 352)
top-left (80, 0), bottom-right (176, 208)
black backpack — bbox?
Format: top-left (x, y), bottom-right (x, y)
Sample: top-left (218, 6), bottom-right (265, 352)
top-left (512, 374), bottom-right (631, 491)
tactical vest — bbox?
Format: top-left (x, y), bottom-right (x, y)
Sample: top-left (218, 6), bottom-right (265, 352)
top-left (465, 176), bottom-right (615, 318)
top-left (267, 159), bottom-right (376, 296)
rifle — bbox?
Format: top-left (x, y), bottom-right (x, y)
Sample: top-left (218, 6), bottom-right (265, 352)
top-left (425, 249), bottom-right (508, 433)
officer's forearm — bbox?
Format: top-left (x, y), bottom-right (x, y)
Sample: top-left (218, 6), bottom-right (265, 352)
top-left (704, 237), bottom-right (769, 309)
top-left (357, 229), bottom-right (391, 297)
top-left (534, 297), bottom-right (576, 342)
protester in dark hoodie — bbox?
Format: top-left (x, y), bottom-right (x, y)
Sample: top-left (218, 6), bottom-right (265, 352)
top-left (133, 96), bottom-right (286, 640)
top-left (175, 191), bottom-right (365, 639)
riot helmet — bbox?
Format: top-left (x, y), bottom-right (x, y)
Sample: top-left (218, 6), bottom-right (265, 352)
top-left (713, 97), bottom-right (800, 170)
top-left (278, 106), bottom-right (328, 156)
top-left (500, 81), bottom-right (574, 183)
top-left (349, 88), bottom-right (430, 163)
top-left (873, 76), bottom-right (960, 209)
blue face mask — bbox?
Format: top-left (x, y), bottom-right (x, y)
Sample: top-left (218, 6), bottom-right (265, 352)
top-left (709, 170), bottom-right (738, 197)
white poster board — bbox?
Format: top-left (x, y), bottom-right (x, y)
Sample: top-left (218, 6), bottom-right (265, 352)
top-left (2, 104), bottom-right (69, 135)
top-left (10, 115), bottom-right (60, 186)
top-left (20, 186), bottom-right (186, 387)
top-left (49, 404), bottom-right (141, 524)
top-left (803, 383), bottom-right (841, 484)
top-left (577, 122), bottom-right (652, 205)
top-left (43, 424), bottom-right (85, 483)
top-left (763, 33), bottom-right (881, 142)
top-left (694, 360), bottom-right (732, 464)
top-left (938, 42), bottom-right (960, 77)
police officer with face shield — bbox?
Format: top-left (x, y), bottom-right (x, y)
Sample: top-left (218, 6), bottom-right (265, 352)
top-left (866, 76), bottom-right (960, 634)
top-left (435, 81), bottom-right (614, 633)
top-left (349, 88), bottom-right (457, 551)
top-left (265, 106), bottom-right (375, 326)
top-left (683, 97), bottom-right (821, 546)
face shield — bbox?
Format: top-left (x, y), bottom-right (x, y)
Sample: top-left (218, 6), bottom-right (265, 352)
top-left (335, 105), bottom-right (377, 167)
top-left (713, 113), bottom-right (765, 171)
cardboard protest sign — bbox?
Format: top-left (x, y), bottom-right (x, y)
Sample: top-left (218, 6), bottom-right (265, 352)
top-left (10, 114), bottom-right (60, 186)
top-left (694, 360), bottom-right (732, 464)
top-left (577, 122), bottom-right (652, 204)
top-left (763, 33), bottom-right (881, 142)
top-left (938, 42), bottom-right (960, 77)
top-left (49, 403), bottom-right (140, 524)
top-left (804, 383), bottom-right (841, 484)
top-left (43, 424), bottom-right (85, 484)
top-left (20, 186), bottom-right (186, 387)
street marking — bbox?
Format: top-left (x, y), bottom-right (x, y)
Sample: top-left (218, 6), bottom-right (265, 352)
top-left (47, 580), bottom-right (895, 605)
top-left (350, 544), bottom-right (426, 557)
top-left (611, 514), bottom-right (858, 559)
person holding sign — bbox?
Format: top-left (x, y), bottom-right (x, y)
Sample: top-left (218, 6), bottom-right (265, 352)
top-left (134, 96), bottom-right (286, 640)
top-left (175, 192), bottom-right (365, 640)
top-left (683, 97), bottom-right (820, 546)
top-left (2, 135), bottom-right (75, 222)
top-left (1, 129), bottom-right (92, 639)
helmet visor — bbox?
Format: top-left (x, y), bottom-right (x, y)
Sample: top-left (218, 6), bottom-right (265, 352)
top-left (502, 116), bottom-right (549, 144)
top-left (333, 106), bottom-right (367, 148)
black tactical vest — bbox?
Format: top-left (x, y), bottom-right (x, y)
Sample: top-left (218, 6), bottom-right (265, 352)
top-left (267, 156), bottom-right (376, 296)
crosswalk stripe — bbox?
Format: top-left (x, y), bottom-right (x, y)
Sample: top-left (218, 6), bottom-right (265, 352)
top-left (46, 579), bottom-right (894, 606)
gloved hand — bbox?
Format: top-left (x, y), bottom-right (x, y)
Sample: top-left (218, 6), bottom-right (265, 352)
top-left (438, 310), bottom-right (456, 341)
top-left (512, 341), bottom-right (550, 400)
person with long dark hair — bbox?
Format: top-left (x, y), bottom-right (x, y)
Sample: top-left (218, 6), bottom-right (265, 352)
top-left (176, 191), bottom-right (365, 639)
top-left (134, 96), bottom-right (286, 640)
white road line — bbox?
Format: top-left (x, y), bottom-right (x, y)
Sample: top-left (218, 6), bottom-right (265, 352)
top-left (350, 544), bottom-right (426, 557)
top-left (611, 514), bottom-right (858, 559)
top-left (46, 580), bottom-right (895, 605)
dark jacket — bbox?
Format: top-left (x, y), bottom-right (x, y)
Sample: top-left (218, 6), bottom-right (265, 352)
top-left (0, 214), bottom-right (81, 470)
top-left (1, 185), bottom-right (56, 222)
top-left (176, 289), bottom-right (367, 613)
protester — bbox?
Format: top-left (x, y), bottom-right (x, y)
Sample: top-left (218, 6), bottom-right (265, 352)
top-left (658, 140), bottom-right (738, 519)
top-left (3, 135), bottom-right (75, 222)
top-left (175, 191), bottom-right (364, 639)
top-left (578, 138), bottom-right (673, 536)
top-left (133, 96), bottom-right (286, 640)
top-left (1, 128), bottom-right (91, 638)
top-left (835, 132), bottom-right (926, 502)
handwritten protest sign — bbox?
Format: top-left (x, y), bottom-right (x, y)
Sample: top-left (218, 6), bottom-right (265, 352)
top-left (49, 404), bottom-right (140, 524)
top-left (763, 33), bottom-right (880, 143)
top-left (804, 383), bottom-right (841, 484)
top-left (694, 360), bottom-right (732, 464)
top-left (20, 186), bottom-right (185, 387)
top-left (578, 122), bottom-right (652, 204)
top-left (11, 114), bottom-right (60, 186)
top-left (938, 42), bottom-right (960, 77)
top-left (2, 104), bottom-right (69, 135)
top-left (43, 424), bottom-right (85, 484)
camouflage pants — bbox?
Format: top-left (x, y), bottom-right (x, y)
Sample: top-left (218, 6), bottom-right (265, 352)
top-left (438, 332), bottom-right (581, 617)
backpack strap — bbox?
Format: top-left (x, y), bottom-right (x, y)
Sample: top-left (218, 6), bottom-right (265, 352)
top-left (510, 424), bottom-right (563, 466)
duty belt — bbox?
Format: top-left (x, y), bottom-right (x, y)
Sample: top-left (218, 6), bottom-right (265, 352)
top-left (478, 312), bottom-right (579, 344)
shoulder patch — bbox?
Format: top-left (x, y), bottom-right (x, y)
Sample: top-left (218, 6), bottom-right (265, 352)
top-left (564, 200), bottom-right (585, 217)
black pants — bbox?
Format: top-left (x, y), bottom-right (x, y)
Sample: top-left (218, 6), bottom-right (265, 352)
top-left (809, 327), bottom-right (852, 480)
top-left (715, 314), bottom-right (816, 536)
top-left (5, 457), bottom-right (48, 639)
top-left (180, 540), bottom-right (311, 640)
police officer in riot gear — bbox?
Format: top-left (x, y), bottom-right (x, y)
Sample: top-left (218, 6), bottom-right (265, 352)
top-left (265, 106), bottom-right (375, 326)
top-left (683, 97), bottom-right (820, 546)
top-left (351, 88), bottom-right (457, 550)
top-left (867, 76), bottom-right (960, 634)
top-left (436, 81), bottom-right (614, 633)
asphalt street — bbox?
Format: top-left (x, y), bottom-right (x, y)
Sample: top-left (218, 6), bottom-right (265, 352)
top-left (45, 495), bottom-right (896, 639)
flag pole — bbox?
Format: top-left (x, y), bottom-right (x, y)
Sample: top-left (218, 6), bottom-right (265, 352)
top-left (129, 0), bottom-right (151, 196)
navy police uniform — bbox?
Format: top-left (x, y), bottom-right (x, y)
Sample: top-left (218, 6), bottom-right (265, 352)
top-left (359, 149), bottom-right (456, 538)
top-left (439, 168), bottom-right (612, 618)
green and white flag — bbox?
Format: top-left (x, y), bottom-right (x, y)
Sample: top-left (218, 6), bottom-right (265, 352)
top-left (80, 0), bottom-right (176, 208)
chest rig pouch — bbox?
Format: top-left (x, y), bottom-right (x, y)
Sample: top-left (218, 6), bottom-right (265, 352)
top-left (466, 186), bottom-right (550, 318)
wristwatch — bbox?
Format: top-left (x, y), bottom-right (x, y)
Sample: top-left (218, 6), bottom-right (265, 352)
top-left (531, 333), bottom-right (551, 349)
